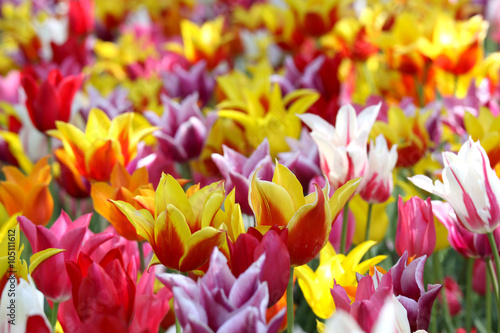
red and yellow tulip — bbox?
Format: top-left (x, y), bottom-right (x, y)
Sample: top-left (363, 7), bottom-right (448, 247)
top-left (48, 108), bottom-right (156, 182)
top-left (0, 156), bottom-right (53, 226)
top-left (112, 173), bottom-right (227, 272)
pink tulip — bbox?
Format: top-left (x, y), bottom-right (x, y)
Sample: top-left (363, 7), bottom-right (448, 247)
top-left (396, 196), bottom-right (436, 258)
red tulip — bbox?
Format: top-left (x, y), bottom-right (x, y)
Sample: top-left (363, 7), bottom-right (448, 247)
top-left (21, 69), bottom-right (83, 133)
top-left (69, 0), bottom-right (95, 36)
top-left (230, 226), bottom-right (290, 307)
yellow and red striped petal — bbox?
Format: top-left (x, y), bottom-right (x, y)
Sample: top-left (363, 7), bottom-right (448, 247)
top-left (249, 171), bottom-right (295, 227)
top-left (287, 184), bottom-right (331, 266)
top-left (154, 205), bottom-right (191, 270)
top-left (179, 227), bottom-right (226, 272)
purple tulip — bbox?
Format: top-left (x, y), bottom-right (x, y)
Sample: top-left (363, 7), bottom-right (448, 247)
top-left (157, 248), bottom-right (285, 333)
top-left (145, 93), bottom-right (210, 163)
top-left (212, 139), bottom-right (274, 214)
top-left (81, 85), bottom-right (132, 120)
top-left (162, 60), bottom-right (215, 106)
top-left (331, 269), bottom-right (394, 333)
top-left (389, 252), bottom-right (442, 332)
top-left (278, 129), bottom-right (322, 189)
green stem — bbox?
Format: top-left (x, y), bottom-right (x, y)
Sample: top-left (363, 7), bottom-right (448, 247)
top-left (364, 203), bottom-right (373, 242)
top-left (50, 302), bottom-right (59, 330)
top-left (487, 263), bottom-right (492, 333)
top-left (137, 241), bottom-right (145, 272)
top-left (487, 232), bottom-right (500, 333)
top-left (176, 315), bottom-right (181, 333)
top-left (465, 257), bottom-right (473, 333)
top-left (287, 266), bottom-right (294, 333)
top-left (486, 258), bottom-right (500, 307)
top-left (433, 252), bottom-right (455, 333)
top-left (339, 201), bottom-right (350, 255)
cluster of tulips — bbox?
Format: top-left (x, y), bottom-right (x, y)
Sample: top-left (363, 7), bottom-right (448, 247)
top-left (1, 0), bottom-right (500, 332)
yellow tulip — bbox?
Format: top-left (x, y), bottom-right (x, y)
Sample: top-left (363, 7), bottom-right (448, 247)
top-left (295, 241), bottom-right (386, 319)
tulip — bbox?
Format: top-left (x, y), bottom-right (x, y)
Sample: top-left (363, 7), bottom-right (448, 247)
top-left (68, 0), bottom-right (94, 36)
top-left (18, 211), bottom-right (92, 303)
top-left (48, 108), bottom-right (156, 182)
top-left (440, 277), bottom-right (462, 316)
top-left (231, 226), bottom-right (290, 307)
top-left (359, 135), bottom-right (398, 204)
top-left (129, 266), bottom-right (172, 333)
top-left (295, 241), bottom-right (386, 319)
top-left (409, 138), bottom-right (500, 234)
top-left (278, 129), bottom-right (322, 189)
top-left (396, 196), bottom-right (436, 258)
top-left (389, 252), bottom-right (442, 331)
top-left (21, 69), bottom-right (83, 133)
top-left (212, 139), bottom-right (274, 215)
top-left (157, 248), bottom-right (285, 332)
top-left (62, 251), bottom-right (136, 330)
top-left (324, 295), bottom-right (413, 333)
top-left (145, 94), bottom-right (209, 163)
top-left (0, 277), bottom-right (51, 333)
top-left (0, 156), bottom-right (53, 226)
top-left (298, 103), bottom-right (380, 191)
top-left (331, 268), bottom-right (395, 332)
top-left (249, 162), bottom-right (360, 266)
top-left (112, 173), bottom-right (227, 272)
top-left (432, 200), bottom-right (500, 258)
top-left (91, 163), bottom-right (153, 241)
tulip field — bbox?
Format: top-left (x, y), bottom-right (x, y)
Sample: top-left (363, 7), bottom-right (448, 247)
top-left (1, 0), bottom-right (500, 332)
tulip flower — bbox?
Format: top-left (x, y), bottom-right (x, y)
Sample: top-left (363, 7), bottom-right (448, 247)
top-left (48, 108), bottom-right (156, 182)
top-left (68, 0), bottom-right (94, 36)
top-left (0, 277), bottom-right (51, 333)
top-left (0, 156), bottom-right (53, 226)
top-left (162, 60), bottom-right (215, 106)
top-left (91, 163), bottom-right (153, 241)
top-left (250, 162), bottom-right (360, 266)
top-left (231, 226), bottom-right (290, 307)
top-left (62, 250), bottom-right (136, 330)
top-left (371, 107), bottom-right (429, 168)
top-left (440, 277), bottom-right (462, 316)
top-left (112, 173), bottom-right (227, 272)
top-left (298, 103), bottom-right (380, 190)
top-left (432, 200), bottom-right (500, 258)
top-left (389, 252), bottom-right (442, 331)
top-left (331, 268), bottom-right (395, 332)
top-left (212, 139), bottom-right (274, 215)
top-left (145, 94), bottom-right (209, 163)
top-left (323, 295), bottom-right (413, 333)
top-left (409, 138), bottom-right (500, 234)
top-left (129, 266), bottom-right (172, 333)
top-left (295, 241), bottom-right (386, 319)
top-left (21, 69), bottom-right (83, 133)
top-left (173, 18), bottom-right (233, 69)
top-left (157, 248), bottom-right (285, 332)
top-left (359, 135), bottom-right (398, 203)
top-left (396, 196), bottom-right (436, 258)
top-left (18, 211), bottom-right (93, 303)
top-left (278, 129), bottom-right (322, 189)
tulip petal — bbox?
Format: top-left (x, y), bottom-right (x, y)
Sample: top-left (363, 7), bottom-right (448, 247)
top-left (179, 226), bottom-right (225, 272)
top-left (111, 200), bottom-right (155, 241)
top-left (249, 171), bottom-right (295, 227)
top-left (155, 174), bottom-right (193, 222)
top-left (287, 184), bottom-right (331, 266)
top-left (329, 178), bottom-right (361, 221)
top-left (29, 248), bottom-right (66, 275)
top-left (272, 163), bottom-right (305, 210)
top-left (154, 205), bottom-right (191, 270)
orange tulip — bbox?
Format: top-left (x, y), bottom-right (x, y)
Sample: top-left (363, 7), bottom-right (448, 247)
top-left (111, 173), bottom-right (227, 272)
top-left (0, 156), bottom-right (53, 225)
top-left (249, 163), bottom-right (359, 266)
top-left (91, 163), bottom-right (153, 241)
